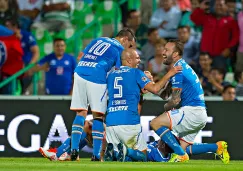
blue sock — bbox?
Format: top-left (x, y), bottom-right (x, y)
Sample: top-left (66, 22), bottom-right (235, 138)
top-left (57, 132), bottom-right (87, 158)
top-left (71, 115), bottom-right (85, 150)
top-left (186, 143), bottom-right (218, 155)
top-left (79, 137), bottom-right (88, 150)
top-left (92, 119), bottom-right (104, 159)
top-left (127, 148), bottom-right (147, 162)
top-left (155, 126), bottom-right (185, 155)
top-left (114, 150), bottom-right (118, 160)
top-left (56, 138), bottom-right (71, 158)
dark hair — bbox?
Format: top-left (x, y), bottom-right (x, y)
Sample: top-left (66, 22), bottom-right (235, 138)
top-left (199, 51), bottom-right (212, 59)
top-left (127, 9), bottom-right (139, 18)
top-left (5, 18), bottom-right (20, 29)
top-left (226, 0), bottom-right (236, 3)
top-left (177, 25), bottom-right (191, 32)
top-left (234, 71), bottom-right (243, 82)
top-left (167, 39), bottom-right (184, 56)
top-left (223, 85), bottom-right (235, 93)
top-left (211, 67), bottom-right (226, 78)
top-left (148, 28), bottom-right (158, 36)
top-left (53, 38), bottom-right (66, 44)
top-left (116, 28), bottom-right (136, 42)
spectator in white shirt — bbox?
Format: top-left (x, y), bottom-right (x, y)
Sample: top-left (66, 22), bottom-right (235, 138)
top-left (149, 0), bottom-right (181, 39)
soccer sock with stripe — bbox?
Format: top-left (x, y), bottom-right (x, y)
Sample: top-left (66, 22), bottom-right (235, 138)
top-left (71, 115), bottom-right (85, 151)
top-left (155, 126), bottom-right (185, 155)
top-left (186, 143), bottom-right (218, 155)
top-left (127, 148), bottom-right (147, 162)
top-left (92, 118), bottom-right (104, 159)
top-left (57, 132), bottom-right (87, 158)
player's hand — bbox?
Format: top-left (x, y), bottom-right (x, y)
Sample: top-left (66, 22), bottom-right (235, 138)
top-left (168, 66), bottom-right (182, 76)
top-left (141, 88), bottom-right (149, 94)
top-left (144, 71), bottom-right (154, 82)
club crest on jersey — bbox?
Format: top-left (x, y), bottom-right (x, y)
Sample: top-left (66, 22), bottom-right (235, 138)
top-left (0, 41), bottom-right (7, 67)
top-left (142, 77), bottom-right (147, 82)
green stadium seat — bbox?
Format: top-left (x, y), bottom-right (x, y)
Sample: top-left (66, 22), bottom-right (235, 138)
top-left (95, 1), bottom-right (122, 25)
top-left (53, 28), bottom-right (75, 40)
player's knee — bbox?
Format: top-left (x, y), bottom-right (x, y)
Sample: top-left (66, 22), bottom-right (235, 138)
top-left (76, 110), bottom-right (88, 117)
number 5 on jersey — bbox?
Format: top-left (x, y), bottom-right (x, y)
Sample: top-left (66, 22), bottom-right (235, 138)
top-left (114, 77), bottom-right (123, 98)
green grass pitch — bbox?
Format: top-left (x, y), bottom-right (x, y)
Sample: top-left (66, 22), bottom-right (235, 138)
top-left (0, 158), bottom-right (243, 171)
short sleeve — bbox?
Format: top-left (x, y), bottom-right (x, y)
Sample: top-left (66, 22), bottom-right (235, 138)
top-left (136, 69), bottom-right (151, 89)
top-left (38, 54), bottom-right (51, 66)
top-left (28, 33), bottom-right (37, 47)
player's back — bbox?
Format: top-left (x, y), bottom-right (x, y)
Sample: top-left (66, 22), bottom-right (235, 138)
top-left (173, 59), bottom-right (205, 107)
top-left (75, 37), bottom-right (124, 84)
top-left (106, 66), bottom-right (149, 126)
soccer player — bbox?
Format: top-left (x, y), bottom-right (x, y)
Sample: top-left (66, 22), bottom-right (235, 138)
top-left (69, 28), bottom-right (136, 161)
top-left (150, 39), bottom-right (208, 162)
top-left (104, 48), bottom-right (181, 162)
top-left (147, 140), bottom-right (230, 164)
top-left (39, 120), bottom-right (93, 161)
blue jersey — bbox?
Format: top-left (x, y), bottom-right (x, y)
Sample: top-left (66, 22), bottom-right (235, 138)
top-left (38, 53), bottom-right (76, 95)
top-left (147, 141), bottom-right (171, 162)
top-left (20, 30), bottom-right (37, 65)
top-left (171, 59), bottom-right (205, 107)
top-left (75, 37), bottom-right (124, 84)
top-left (106, 66), bottom-right (151, 126)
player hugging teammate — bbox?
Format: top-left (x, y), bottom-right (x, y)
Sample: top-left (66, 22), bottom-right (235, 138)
top-left (39, 31), bottom-right (230, 164)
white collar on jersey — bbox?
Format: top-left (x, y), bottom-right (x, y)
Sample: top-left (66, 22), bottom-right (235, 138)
top-left (173, 58), bottom-right (184, 66)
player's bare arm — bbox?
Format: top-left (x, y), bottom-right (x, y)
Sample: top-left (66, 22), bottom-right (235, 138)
top-left (164, 88), bottom-right (182, 111)
top-left (144, 66), bottom-right (182, 94)
top-left (157, 82), bottom-right (172, 100)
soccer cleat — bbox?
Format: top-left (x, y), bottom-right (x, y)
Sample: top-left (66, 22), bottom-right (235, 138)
top-left (70, 149), bottom-right (79, 161)
top-left (168, 153), bottom-right (189, 163)
top-left (47, 148), bottom-right (57, 153)
top-left (39, 147), bottom-right (58, 161)
top-left (216, 141), bottom-right (230, 164)
top-left (104, 143), bottom-right (114, 161)
top-left (117, 143), bottom-right (127, 162)
top-left (91, 155), bottom-right (100, 161)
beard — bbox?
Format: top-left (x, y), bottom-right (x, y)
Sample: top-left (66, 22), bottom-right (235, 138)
top-left (163, 54), bottom-right (173, 65)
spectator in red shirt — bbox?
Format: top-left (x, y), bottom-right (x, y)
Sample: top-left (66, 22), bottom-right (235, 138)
top-left (191, 0), bottom-right (239, 69)
top-left (0, 26), bottom-right (24, 94)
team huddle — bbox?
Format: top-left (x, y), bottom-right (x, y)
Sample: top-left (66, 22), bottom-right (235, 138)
top-left (39, 28), bottom-right (230, 163)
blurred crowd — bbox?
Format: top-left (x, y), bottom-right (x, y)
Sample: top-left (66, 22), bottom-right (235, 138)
top-left (0, 0), bottom-right (243, 101)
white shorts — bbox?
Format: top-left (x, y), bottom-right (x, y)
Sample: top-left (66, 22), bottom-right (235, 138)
top-left (106, 124), bottom-right (147, 151)
top-left (167, 106), bottom-right (207, 144)
top-left (70, 73), bottom-right (107, 114)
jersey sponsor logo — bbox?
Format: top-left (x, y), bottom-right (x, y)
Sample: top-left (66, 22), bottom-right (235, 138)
top-left (50, 60), bottom-right (56, 65)
top-left (56, 67), bottom-right (64, 75)
top-left (77, 61), bottom-right (98, 67)
top-left (64, 60), bottom-right (69, 65)
top-left (142, 77), bottom-right (147, 82)
top-left (0, 41), bottom-right (7, 67)
top-left (108, 106), bottom-right (128, 112)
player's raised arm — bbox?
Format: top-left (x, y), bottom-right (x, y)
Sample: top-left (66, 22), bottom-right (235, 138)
top-left (144, 66), bottom-right (181, 94)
